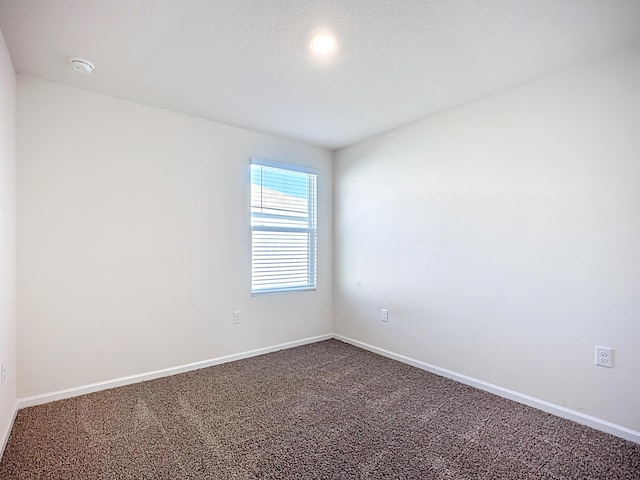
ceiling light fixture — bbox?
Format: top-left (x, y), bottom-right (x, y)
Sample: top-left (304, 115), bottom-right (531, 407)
top-left (69, 57), bottom-right (95, 74)
top-left (309, 32), bottom-right (338, 55)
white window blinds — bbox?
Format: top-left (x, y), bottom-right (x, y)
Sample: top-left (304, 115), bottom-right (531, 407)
top-left (250, 159), bottom-right (317, 294)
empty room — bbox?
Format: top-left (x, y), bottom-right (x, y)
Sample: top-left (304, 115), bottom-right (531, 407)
top-left (1, 1), bottom-right (639, 478)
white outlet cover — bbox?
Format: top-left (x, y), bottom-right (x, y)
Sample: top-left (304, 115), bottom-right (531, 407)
top-left (595, 345), bottom-right (613, 368)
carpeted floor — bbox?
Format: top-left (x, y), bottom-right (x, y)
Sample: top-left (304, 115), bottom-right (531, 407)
top-left (1, 340), bottom-right (639, 479)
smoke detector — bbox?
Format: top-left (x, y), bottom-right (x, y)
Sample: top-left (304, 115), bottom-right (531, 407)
top-left (69, 58), bottom-right (95, 74)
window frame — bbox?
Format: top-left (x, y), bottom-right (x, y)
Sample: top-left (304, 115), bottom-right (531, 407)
top-left (250, 157), bottom-right (318, 295)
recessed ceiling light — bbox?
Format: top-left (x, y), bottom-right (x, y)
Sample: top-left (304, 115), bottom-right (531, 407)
top-left (309, 32), bottom-right (338, 55)
top-left (69, 58), bottom-right (95, 74)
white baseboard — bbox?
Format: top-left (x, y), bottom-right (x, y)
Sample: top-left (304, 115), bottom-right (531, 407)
top-left (0, 402), bottom-right (18, 460)
top-left (14, 332), bottom-right (639, 445)
top-left (333, 334), bottom-right (640, 445)
top-left (17, 333), bottom-right (332, 409)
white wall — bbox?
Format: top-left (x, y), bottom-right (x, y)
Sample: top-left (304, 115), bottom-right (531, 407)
top-left (0, 29), bottom-right (16, 450)
top-left (17, 75), bottom-right (333, 397)
top-left (334, 46), bottom-right (640, 431)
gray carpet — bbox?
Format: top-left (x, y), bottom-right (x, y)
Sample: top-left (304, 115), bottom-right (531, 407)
top-left (1, 339), bottom-right (639, 479)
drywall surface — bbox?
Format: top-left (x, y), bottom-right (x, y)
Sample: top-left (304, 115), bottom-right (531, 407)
top-left (334, 46), bottom-right (640, 431)
top-left (0, 28), bottom-right (16, 450)
top-left (17, 76), bottom-right (333, 397)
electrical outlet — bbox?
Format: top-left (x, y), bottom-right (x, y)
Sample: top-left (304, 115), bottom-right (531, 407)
top-left (1, 361), bottom-right (5, 385)
top-left (595, 346), bottom-right (612, 368)
top-left (381, 309), bottom-right (389, 322)
top-left (233, 311), bottom-right (242, 325)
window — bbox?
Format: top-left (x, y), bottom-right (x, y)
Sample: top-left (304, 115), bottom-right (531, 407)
top-left (250, 159), bottom-right (317, 294)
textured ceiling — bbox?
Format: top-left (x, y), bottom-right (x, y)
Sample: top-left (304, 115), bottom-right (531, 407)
top-left (1, 0), bottom-right (639, 149)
